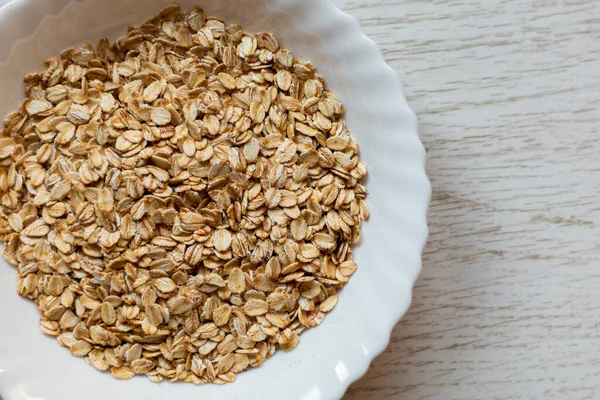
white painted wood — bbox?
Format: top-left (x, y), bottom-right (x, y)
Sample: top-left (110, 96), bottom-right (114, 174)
top-left (332, 0), bottom-right (600, 399)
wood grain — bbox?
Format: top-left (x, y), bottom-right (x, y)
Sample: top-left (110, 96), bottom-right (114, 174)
top-left (332, 0), bottom-right (600, 398)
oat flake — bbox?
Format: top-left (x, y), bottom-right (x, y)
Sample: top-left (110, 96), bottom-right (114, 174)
top-left (0, 5), bottom-right (368, 385)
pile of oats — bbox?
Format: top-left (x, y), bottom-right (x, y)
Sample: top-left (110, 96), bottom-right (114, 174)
top-left (0, 5), bottom-right (368, 384)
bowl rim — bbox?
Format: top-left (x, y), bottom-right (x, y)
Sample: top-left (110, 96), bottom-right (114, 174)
top-left (312, 1), bottom-right (430, 395)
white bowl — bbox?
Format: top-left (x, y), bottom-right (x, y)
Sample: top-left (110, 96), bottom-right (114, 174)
top-left (0, 0), bottom-right (430, 399)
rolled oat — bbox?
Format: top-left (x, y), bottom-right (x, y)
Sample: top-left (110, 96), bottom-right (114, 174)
top-left (0, 5), bottom-right (368, 384)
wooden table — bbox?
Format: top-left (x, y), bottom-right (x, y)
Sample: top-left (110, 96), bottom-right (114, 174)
top-left (335, 0), bottom-right (600, 398)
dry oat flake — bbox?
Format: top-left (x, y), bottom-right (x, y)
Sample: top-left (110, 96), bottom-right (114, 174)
top-left (0, 5), bottom-right (369, 384)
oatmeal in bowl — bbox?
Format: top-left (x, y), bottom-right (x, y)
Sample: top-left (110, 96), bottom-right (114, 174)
top-left (1, 4), bottom-right (368, 385)
top-left (0, 0), bottom-right (428, 399)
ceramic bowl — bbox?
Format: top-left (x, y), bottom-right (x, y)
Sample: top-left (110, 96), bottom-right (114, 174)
top-left (0, 0), bottom-right (430, 399)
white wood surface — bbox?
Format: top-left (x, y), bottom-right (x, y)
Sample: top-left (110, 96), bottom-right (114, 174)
top-left (333, 0), bottom-right (600, 399)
